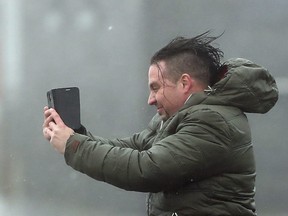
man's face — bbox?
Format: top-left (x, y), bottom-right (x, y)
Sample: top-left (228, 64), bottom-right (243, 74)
top-left (148, 61), bottom-right (187, 120)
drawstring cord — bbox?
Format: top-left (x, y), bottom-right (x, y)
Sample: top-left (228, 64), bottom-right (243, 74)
top-left (204, 85), bottom-right (216, 95)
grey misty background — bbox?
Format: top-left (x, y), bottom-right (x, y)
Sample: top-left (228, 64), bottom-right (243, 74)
top-left (0, 0), bottom-right (287, 215)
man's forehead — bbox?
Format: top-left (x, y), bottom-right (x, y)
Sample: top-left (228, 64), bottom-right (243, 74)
top-left (148, 68), bottom-right (164, 85)
top-left (149, 62), bottom-right (167, 78)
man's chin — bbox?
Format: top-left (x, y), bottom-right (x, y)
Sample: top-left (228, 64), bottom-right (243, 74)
top-left (158, 112), bottom-right (168, 121)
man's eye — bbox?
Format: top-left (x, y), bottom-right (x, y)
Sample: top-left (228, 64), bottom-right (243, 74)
top-left (152, 87), bottom-right (159, 92)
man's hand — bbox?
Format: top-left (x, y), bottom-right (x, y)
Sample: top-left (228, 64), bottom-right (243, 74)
top-left (43, 106), bottom-right (74, 154)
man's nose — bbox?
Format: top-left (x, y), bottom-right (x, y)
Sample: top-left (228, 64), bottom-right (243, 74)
top-left (148, 92), bottom-right (156, 105)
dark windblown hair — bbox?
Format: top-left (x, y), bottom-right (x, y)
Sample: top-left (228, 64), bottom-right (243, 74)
top-left (150, 31), bottom-right (224, 86)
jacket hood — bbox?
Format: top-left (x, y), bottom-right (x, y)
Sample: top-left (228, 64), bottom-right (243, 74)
top-left (187, 58), bottom-right (279, 113)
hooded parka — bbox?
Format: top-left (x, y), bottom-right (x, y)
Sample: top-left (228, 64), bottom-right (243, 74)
top-left (64, 58), bottom-right (278, 216)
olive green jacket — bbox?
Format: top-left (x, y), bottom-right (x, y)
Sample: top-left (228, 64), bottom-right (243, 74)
top-left (65, 58), bottom-right (278, 216)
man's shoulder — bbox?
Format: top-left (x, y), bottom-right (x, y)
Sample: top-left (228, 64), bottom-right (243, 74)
top-left (183, 104), bottom-right (243, 120)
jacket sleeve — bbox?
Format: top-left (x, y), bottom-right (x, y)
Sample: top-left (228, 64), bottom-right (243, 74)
top-left (73, 125), bottom-right (142, 149)
top-left (64, 109), bottom-right (232, 193)
top-left (76, 115), bottom-right (160, 150)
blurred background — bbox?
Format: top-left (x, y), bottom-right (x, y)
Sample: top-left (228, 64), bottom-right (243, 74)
top-left (0, 0), bottom-right (287, 215)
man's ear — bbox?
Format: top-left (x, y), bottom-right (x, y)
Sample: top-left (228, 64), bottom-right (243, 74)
top-left (180, 73), bottom-right (193, 92)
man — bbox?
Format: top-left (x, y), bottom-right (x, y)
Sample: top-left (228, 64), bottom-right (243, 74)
top-left (43, 32), bottom-right (278, 215)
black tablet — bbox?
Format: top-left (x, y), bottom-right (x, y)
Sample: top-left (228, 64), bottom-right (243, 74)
top-left (47, 87), bottom-right (81, 130)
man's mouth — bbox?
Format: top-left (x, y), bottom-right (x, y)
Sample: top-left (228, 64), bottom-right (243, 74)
top-left (157, 107), bottom-right (164, 113)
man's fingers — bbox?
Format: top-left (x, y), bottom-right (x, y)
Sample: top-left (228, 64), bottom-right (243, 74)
top-left (43, 127), bottom-right (52, 140)
top-left (44, 106), bottom-right (51, 119)
top-left (50, 110), bottom-right (65, 126)
top-left (43, 108), bottom-right (65, 127)
top-left (43, 113), bottom-right (54, 128)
